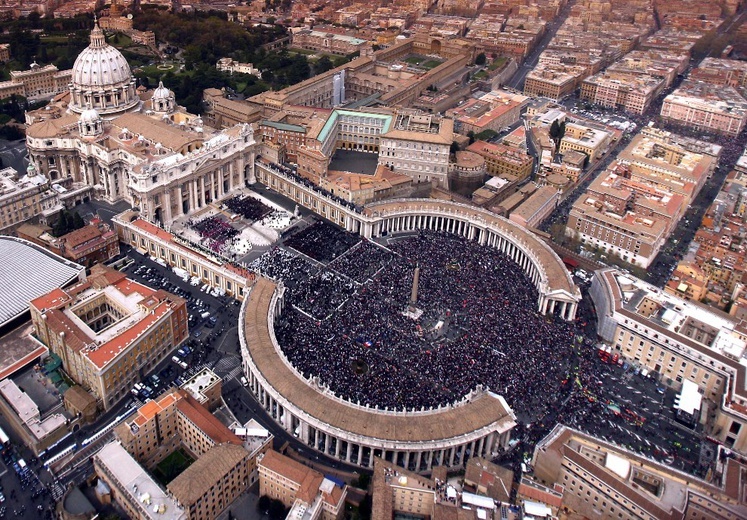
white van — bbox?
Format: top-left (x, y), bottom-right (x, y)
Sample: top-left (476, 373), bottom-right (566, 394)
top-left (241, 376), bottom-right (248, 387)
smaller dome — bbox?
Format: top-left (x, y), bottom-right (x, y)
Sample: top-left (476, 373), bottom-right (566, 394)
top-left (80, 106), bottom-right (101, 124)
top-left (152, 81), bottom-right (173, 100)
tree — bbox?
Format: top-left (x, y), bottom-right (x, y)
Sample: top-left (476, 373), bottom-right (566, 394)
top-left (268, 499), bottom-right (287, 520)
top-left (257, 495), bottom-right (271, 513)
top-left (450, 141), bottom-right (460, 155)
top-left (355, 473), bottom-right (371, 489)
top-left (315, 55), bottom-right (334, 74)
top-left (549, 120), bottom-right (560, 139)
top-left (467, 130), bottom-right (475, 144)
top-left (72, 211), bottom-right (85, 230)
top-left (475, 52), bottom-right (486, 66)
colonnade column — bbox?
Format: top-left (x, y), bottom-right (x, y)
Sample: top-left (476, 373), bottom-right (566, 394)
top-left (164, 189), bottom-right (172, 222)
top-left (177, 184), bottom-right (184, 216)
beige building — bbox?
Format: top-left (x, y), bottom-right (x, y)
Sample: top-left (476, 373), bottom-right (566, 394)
top-left (591, 268), bottom-right (747, 453)
top-left (532, 424), bottom-right (747, 520)
top-left (94, 441), bottom-right (187, 520)
top-left (113, 211), bottom-right (255, 301)
top-left (467, 141), bottom-right (533, 182)
top-left (0, 166), bottom-right (61, 232)
top-left (509, 185), bottom-right (558, 229)
top-left (566, 167), bottom-right (685, 268)
top-left (580, 71), bottom-right (664, 115)
top-left (30, 265), bottom-right (189, 409)
top-left (661, 81), bottom-right (747, 137)
top-left (0, 44), bottom-right (10, 62)
top-left (558, 123), bottom-right (612, 163)
top-left (523, 65), bottom-right (585, 100)
top-left (259, 450), bottom-right (347, 520)
top-left (168, 444), bottom-right (253, 520)
top-left (202, 88), bottom-right (262, 129)
top-left (446, 91), bottom-right (527, 136)
top-left (291, 28), bottom-right (368, 56)
top-left (115, 384), bottom-right (272, 520)
top-left (378, 112), bottom-right (453, 187)
top-left (0, 63), bottom-right (72, 100)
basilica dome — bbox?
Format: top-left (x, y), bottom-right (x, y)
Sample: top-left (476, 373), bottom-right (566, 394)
top-left (69, 20), bottom-right (139, 116)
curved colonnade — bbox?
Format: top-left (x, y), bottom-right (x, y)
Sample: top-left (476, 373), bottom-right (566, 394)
top-left (244, 166), bottom-right (582, 470)
top-left (240, 278), bottom-right (518, 472)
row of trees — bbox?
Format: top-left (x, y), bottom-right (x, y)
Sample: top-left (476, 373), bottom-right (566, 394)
top-left (52, 209), bottom-right (86, 237)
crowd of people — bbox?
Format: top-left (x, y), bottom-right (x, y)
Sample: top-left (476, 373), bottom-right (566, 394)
top-left (269, 231), bottom-right (578, 416)
top-left (328, 240), bottom-right (393, 283)
top-left (190, 215), bottom-right (239, 255)
top-left (285, 220), bottom-right (361, 263)
top-left (224, 195), bottom-right (273, 221)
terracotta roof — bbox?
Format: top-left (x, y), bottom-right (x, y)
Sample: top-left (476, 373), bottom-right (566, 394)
top-left (85, 301), bottom-right (170, 369)
top-left (260, 449), bottom-right (317, 488)
top-left (30, 287), bottom-right (70, 311)
top-left (112, 112), bottom-right (202, 152)
top-left (168, 443), bottom-right (250, 506)
top-left (62, 225), bottom-right (104, 248)
top-left (175, 392), bottom-right (242, 446)
top-left (44, 308), bottom-right (91, 353)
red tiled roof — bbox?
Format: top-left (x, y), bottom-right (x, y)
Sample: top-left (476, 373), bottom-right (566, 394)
top-left (30, 287), bottom-right (70, 311)
top-left (63, 225), bottom-right (103, 248)
top-left (175, 391), bottom-right (242, 445)
top-left (85, 301), bottom-right (170, 369)
top-left (44, 308), bottom-right (91, 353)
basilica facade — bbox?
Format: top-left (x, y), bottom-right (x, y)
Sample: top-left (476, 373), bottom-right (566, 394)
top-left (24, 21), bottom-right (256, 225)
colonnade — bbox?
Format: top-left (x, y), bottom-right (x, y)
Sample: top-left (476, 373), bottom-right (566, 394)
top-left (369, 212), bottom-right (578, 321)
top-left (151, 160), bottom-right (245, 223)
top-left (242, 361), bottom-right (511, 472)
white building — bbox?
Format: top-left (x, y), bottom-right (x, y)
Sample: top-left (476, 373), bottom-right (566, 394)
top-left (24, 21), bottom-right (257, 226)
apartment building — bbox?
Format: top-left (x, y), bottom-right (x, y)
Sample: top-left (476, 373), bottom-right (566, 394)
top-left (531, 425), bottom-right (747, 520)
top-left (0, 166), bottom-right (61, 232)
top-left (0, 63), bottom-right (71, 100)
top-left (591, 268), bottom-right (747, 453)
top-left (114, 384), bottom-right (272, 520)
top-left (30, 265), bottom-right (188, 409)
top-left (446, 91), bottom-right (527, 136)
top-left (378, 112), bottom-right (453, 187)
top-left (466, 141), bottom-right (533, 182)
top-left (94, 441), bottom-right (187, 520)
top-left (558, 123), bottom-right (613, 163)
top-left (523, 65), bottom-right (585, 100)
top-left (580, 72), bottom-right (664, 114)
top-left (291, 29), bottom-right (368, 56)
top-left (661, 81), bottom-right (747, 137)
top-left (18, 217), bottom-right (120, 267)
top-left (259, 450), bottom-right (347, 520)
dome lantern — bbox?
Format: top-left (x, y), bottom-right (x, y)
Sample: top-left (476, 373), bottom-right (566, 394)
top-left (68, 20), bottom-right (139, 115)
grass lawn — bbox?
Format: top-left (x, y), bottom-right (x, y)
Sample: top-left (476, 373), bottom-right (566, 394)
top-left (421, 59), bottom-right (442, 69)
top-left (404, 56), bottom-right (422, 65)
top-left (287, 47), bottom-right (318, 55)
top-left (154, 449), bottom-right (195, 485)
top-left (40, 35), bottom-right (69, 44)
top-left (488, 57), bottom-right (508, 71)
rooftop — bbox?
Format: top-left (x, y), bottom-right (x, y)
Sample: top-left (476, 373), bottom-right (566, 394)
top-left (0, 236), bottom-right (84, 326)
top-left (168, 443), bottom-right (250, 507)
top-left (95, 441), bottom-right (186, 520)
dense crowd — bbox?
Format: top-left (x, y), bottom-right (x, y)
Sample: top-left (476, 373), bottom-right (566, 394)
top-left (328, 240), bottom-right (393, 283)
top-left (190, 215), bottom-right (239, 255)
top-left (269, 231), bottom-right (578, 415)
top-left (285, 220), bottom-right (361, 262)
top-left (224, 195), bottom-right (273, 221)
